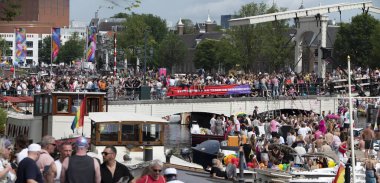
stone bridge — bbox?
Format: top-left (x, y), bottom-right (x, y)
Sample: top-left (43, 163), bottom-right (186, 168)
top-left (108, 96), bottom-right (339, 117)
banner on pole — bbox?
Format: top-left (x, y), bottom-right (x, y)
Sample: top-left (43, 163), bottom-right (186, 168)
top-left (15, 28), bottom-right (26, 66)
top-left (86, 26), bottom-right (97, 62)
top-left (51, 27), bottom-right (61, 63)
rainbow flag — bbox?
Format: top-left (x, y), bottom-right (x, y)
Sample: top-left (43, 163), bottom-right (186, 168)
top-left (333, 164), bottom-right (345, 183)
top-left (71, 100), bottom-right (86, 133)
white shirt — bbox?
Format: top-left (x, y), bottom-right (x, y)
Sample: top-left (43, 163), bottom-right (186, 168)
top-left (54, 160), bottom-right (62, 183)
top-left (0, 159), bottom-right (16, 183)
top-left (297, 127), bottom-right (309, 139)
top-left (286, 135), bottom-right (296, 146)
top-left (294, 146), bottom-right (306, 164)
top-left (16, 148), bottom-right (28, 164)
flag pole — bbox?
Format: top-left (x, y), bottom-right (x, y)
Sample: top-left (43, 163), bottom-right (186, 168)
top-left (82, 93), bottom-right (85, 136)
top-left (50, 27), bottom-right (53, 77)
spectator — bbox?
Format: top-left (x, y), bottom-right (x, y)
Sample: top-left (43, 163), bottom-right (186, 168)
top-left (163, 168), bottom-right (184, 183)
top-left (54, 142), bottom-right (73, 183)
top-left (16, 144), bottom-right (43, 183)
top-left (100, 145), bottom-right (134, 183)
top-left (136, 160), bottom-right (165, 183)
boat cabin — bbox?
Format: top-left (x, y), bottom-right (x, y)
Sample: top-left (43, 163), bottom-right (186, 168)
top-left (89, 112), bottom-right (167, 146)
top-left (6, 92), bottom-right (107, 143)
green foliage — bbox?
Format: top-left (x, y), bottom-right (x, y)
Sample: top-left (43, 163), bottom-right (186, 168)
top-left (333, 14), bottom-right (380, 67)
top-left (157, 33), bottom-right (186, 69)
top-left (194, 39), bottom-right (219, 72)
top-left (38, 36), bottom-right (51, 65)
top-left (56, 32), bottom-right (85, 65)
top-left (0, 108), bottom-right (7, 134)
top-left (0, 0), bottom-right (20, 21)
top-left (228, 3), bottom-right (291, 71)
top-left (182, 19), bottom-right (195, 34)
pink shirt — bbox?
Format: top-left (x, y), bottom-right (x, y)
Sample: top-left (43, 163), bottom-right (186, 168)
top-left (36, 149), bottom-right (54, 172)
top-left (270, 120), bottom-right (279, 133)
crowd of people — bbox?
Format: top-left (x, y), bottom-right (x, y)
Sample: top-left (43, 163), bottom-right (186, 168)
top-left (0, 134), bottom-right (185, 183)
top-left (0, 66), bottom-right (379, 100)
top-left (205, 99), bottom-right (380, 182)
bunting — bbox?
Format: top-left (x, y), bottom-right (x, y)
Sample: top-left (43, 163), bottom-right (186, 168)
top-left (51, 27), bottom-right (61, 63)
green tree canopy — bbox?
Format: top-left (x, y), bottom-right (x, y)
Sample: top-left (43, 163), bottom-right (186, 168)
top-left (194, 39), bottom-right (219, 72)
top-left (38, 36), bottom-right (51, 65)
top-left (333, 14), bottom-right (380, 67)
top-left (56, 32), bottom-right (85, 65)
top-left (228, 3), bottom-right (291, 72)
top-left (157, 33), bottom-right (186, 70)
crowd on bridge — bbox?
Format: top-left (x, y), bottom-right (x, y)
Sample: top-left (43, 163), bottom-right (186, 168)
top-left (199, 98), bottom-right (380, 182)
top-left (0, 66), bottom-right (379, 100)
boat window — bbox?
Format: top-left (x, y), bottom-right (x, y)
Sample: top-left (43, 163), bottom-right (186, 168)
top-left (87, 98), bottom-right (99, 113)
top-left (71, 98), bottom-right (82, 114)
top-left (34, 96), bottom-right (40, 114)
top-left (121, 124), bottom-right (139, 141)
top-left (142, 124), bottom-right (161, 142)
top-left (57, 98), bottom-right (69, 113)
top-left (99, 123), bottom-right (119, 141)
top-left (43, 97), bottom-right (49, 113)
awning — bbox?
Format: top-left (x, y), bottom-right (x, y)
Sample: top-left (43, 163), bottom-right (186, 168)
top-left (0, 96), bottom-right (34, 103)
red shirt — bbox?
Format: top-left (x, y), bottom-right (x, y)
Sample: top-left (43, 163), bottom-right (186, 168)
top-left (136, 175), bottom-right (166, 183)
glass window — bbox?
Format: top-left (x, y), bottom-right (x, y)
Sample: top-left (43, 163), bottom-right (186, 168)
top-left (5, 50), bottom-right (12, 56)
top-left (71, 98), bottom-right (83, 114)
top-left (26, 41), bottom-right (33, 48)
top-left (99, 123), bottom-right (119, 141)
top-left (34, 96), bottom-right (40, 114)
top-left (43, 97), bottom-right (49, 113)
top-left (87, 98), bottom-right (99, 113)
top-left (6, 41), bottom-right (12, 47)
top-left (121, 124), bottom-right (139, 141)
top-left (142, 124), bottom-right (161, 142)
top-left (26, 50), bottom-right (33, 57)
top-left (57, 98), bottom-right (69, 113)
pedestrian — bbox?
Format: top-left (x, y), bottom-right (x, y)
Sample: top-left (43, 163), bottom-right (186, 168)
top-left (54, 142), bottom-right (73, 183)
top-left (136, 160), bottom-right (165, 183)
top-left (16, 144), bottom-right (43, 183)
top-left (163, 168), bottom-right (184, 183)
top-left (60, 137), bottom-right (101, 183)
top-left (100, 145), bottom-right (134, 183)
top-left (0, 138), bottom-right (16, 183)
top-left (36, 135), bottom-right (57, 183)
top-left (14, 135), bottom-right (29, 164)
top-left (362, 123), bottom-right (375, 159)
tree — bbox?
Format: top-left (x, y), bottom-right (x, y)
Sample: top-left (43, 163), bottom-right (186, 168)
top-left (56, 32), bottom-right (85, 65)
top-left (0, 0), bottom-right (20, 21)
top-left (38, 36), bottom-right (51, 66)
top-left (182, 19), bottom-right (195, 34)
top-left (157, 33), bottom-right (186, 70)
top-left (228, 2), bottom-right (291, 72)
top-left (333, 14), bottom-right (379, 67)
top-left (0, 108), bottom-right (6, 134)
top-left (194, 39), bottom-right (218, 72)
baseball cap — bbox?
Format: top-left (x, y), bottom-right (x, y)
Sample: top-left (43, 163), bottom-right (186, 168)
top-left (164, 168), bottom-right (177, 175)
top-left (28, 144), bottom-right (41, 152)
top-left (75, 137), bottom-right (88, 147)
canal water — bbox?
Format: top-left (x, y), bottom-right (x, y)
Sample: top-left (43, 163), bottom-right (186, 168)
top-left (164, 124), bottom-right (191, 153)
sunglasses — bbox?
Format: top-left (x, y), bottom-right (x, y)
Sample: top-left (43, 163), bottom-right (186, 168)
top-left (152, 169), bottom-right (162, 173)
top-left (101, 152), bottom-right (114, 156)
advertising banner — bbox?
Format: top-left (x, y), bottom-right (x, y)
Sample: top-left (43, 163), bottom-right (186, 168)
top-left (51, 27), bottom-right (61, 63)
top-left (15, 28), bottom-right (26, 66)
top-left (166, 84), bottom-right (251, 97)
top-left (86, 26), bottom-right (97, 62)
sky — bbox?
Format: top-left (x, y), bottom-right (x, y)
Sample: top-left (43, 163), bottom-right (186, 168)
top-left (71, 0), bottom-right (380, 26)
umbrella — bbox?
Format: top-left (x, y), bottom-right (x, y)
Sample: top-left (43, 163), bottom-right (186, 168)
top-left (236, 112), bottom-right (246, 117)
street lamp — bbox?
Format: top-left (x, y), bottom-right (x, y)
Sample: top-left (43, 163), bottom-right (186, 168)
top-left (347, 55), bottom-right (356, 183)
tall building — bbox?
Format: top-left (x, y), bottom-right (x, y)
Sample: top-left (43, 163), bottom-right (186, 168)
top-left (0, 0), bottom-right (70, 34)
top-left (220, 15), bottom-right (232, 29)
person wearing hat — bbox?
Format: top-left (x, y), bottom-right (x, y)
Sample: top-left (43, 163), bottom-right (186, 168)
top-left (164, 168), bottom-right (184, 183)
top-left (60, 137), bottom-right (101, 183)
top-left (16, 144), bottom-right (43, 183)
top-left (36, 135), bottom-right (57, 183)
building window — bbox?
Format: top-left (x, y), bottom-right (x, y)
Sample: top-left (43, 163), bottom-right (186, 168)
top-left (26, 50), bottom-right (33, 57)
top-left (5, 50), bottom-right (12, 56)
top-left (6, 41), bottom-right (12, 47)
top-left (26, 41), bottom-right (33, 48)
top-left (26, 59), bottom-right (33, 65)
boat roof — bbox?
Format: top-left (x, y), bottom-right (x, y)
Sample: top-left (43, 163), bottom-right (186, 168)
top-left (89, 112), bottom-right (168, 123)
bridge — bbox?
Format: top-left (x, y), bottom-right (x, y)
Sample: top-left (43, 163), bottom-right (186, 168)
top-left (107, 96), bottom-right (339, 117)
